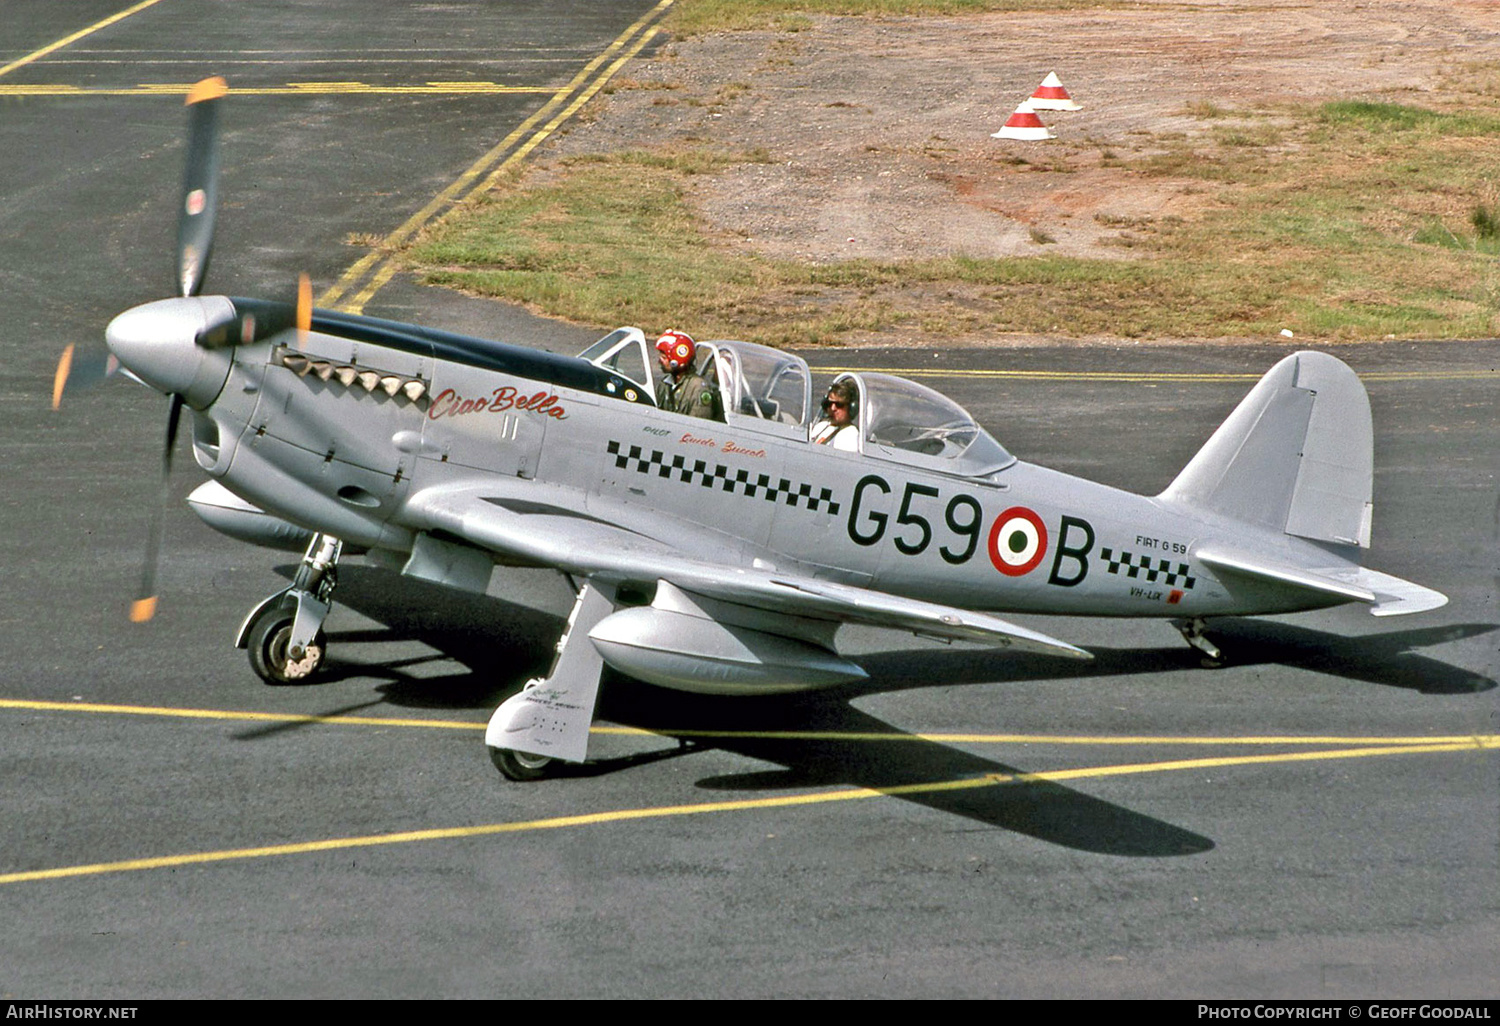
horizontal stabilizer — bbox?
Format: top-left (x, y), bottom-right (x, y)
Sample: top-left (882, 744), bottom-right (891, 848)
top-left (1196, 546), bottom-right (1447, 616)
top-left (1310, 565), bottom-right (1449, 617)
top-left (1196, 547), bottom-right (1375, 604)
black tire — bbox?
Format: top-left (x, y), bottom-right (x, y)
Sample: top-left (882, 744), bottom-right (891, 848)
top-left (489, 746), bottom-right (554, 781)
top-left (247, 605), bottom-right (326, 685)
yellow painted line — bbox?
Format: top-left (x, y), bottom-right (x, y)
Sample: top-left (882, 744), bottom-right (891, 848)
top-left (0, 82), bottom-right (554, 97)
top-left (806, 365), bottom-right (1500, 385)
top-left (6, 698), bottom-right (1495, 751)
top-left (1, 739), bottom-right (1490, 887)
top-left (473, 26), bottom-right (661, 196)
top-left (0, 0), bottom-right (166, 80)
top-left (0, 697), bottom-right (480, 732)
top-left (321, 0), bottom-right (673, 313)
top-left (592, 725), bottom-right (1500, 747)
top-left (339, 253), bottom-right (406, 318)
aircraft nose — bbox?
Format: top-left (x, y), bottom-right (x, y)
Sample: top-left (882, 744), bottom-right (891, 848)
top-left (106, 296), bottom-right (234, 407)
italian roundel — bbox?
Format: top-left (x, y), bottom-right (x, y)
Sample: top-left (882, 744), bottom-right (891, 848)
top-left (988, 506), bottom-right (1048, 576)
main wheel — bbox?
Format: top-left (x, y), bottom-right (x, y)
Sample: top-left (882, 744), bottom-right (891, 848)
top-left (247, 605), bottom-right (326, 685)
top-left (489, 746), bottom-right (554, 781)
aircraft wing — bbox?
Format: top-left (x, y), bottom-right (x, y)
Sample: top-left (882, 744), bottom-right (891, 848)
top-left (408, 484), bottom-right (1092, 661)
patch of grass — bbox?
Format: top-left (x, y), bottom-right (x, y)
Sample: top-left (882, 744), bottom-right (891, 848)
top-left (1182, 100), bottom-right (1231, 119)
top-left (1473, 203), bottom-right (1499, 239)
top-left (1447, 61), bottom-right (1500, 99)
top-left (1415, 213), bottom-right (1500, 257)
top-left (1211, 123), bottom-right (1284, 148)
top-left (1134, 146), bottom-right (1239, 182)
top-left (1319, 100), bottom-right (1443, 131)
top-left (1316, 100), bottom-right (1500, 137)
top-left (562, 146), bottom-right (772, 175)
top-left (711, 81), bottom-right (752, 105)
top-left (1094, 213), bottom-right (1161, 234)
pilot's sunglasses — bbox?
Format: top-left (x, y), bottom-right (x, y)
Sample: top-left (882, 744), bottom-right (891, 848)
top-left (825, 398), bottom-right (847, 409)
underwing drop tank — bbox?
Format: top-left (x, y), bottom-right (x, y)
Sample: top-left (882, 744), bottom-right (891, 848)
top-left (588, 581), bottom-right (868, 694)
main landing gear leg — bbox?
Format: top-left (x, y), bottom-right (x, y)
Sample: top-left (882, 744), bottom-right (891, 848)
top-left (1172, 617), bottom-right (1224, 668)
top-left (236, 534), bottom-right (343, 685)
top-left (486, 581), bottom-right (617, 781)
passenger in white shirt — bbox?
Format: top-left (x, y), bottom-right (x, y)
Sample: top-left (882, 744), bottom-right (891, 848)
top-left (810, 380), bottom-right (859, 451)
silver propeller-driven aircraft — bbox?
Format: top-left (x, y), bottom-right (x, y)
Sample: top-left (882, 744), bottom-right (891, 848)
top-left (57, 79), bottom-right (1446, 779)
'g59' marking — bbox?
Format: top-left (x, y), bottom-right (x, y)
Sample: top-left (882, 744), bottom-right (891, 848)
top-left (846, 475), bottom-right (982, 565)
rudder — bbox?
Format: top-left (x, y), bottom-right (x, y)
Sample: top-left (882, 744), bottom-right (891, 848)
top-left (1160, 351), bottom-right (1373, 548)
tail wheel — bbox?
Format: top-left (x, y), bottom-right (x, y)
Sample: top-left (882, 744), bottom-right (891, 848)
top-left (247, 605), bottom-right (326, 685)
top-left (489, 746), bottom-right (554, 781)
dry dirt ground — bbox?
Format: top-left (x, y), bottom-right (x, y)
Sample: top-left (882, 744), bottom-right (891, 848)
top-left (554, 0), bottom-right (1498, 271)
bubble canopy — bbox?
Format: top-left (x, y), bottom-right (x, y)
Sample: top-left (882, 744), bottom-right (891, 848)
top-left (841, 372), bottom-right (1015, 477)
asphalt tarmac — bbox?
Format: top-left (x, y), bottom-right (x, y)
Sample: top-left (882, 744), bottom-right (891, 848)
top-left (2, 1), bottom-right (1496, 1000)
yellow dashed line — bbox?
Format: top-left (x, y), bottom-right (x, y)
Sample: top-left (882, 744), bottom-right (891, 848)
top-left (1, 739), bottom-right (1490, 886)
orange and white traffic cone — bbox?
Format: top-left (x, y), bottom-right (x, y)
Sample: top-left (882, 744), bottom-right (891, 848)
top-left (1028, 72), bottom-right (1081, 111)
top-left (991, 101), bottom-right (1055, 140)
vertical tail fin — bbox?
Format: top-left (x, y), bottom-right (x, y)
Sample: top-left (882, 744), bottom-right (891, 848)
top-left (1159, 351), bottom-right (1373, 548)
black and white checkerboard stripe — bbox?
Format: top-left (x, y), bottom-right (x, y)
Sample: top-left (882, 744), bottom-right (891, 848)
top-left (1100, 548), bottom-right (1196, 589)
top-left (608, 441), bottom-right (841, 514)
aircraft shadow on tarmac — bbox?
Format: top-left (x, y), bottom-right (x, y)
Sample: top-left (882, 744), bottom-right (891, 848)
top-left (589, 680), bottom-right (1215, 858)
top-left (253, 566), bottom-right (1497, 856)
top-left (852, 617), bottom-right (1498, 698)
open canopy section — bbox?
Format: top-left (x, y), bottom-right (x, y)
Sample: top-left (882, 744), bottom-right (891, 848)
top-left (706, 339), bottom-right (812, 437)
top-left (579, 327), bottom-right (654, 399)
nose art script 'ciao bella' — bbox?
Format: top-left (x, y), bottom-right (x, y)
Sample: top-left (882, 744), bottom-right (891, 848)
top-left (428, 387), bottom-right (569, 420)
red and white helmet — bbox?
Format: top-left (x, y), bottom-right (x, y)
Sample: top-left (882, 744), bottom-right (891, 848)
top-left (655, 329), bottom-right (696, 372)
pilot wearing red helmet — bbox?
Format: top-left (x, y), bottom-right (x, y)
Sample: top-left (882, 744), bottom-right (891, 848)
top-left (654, 329), bottom-right (722, 421)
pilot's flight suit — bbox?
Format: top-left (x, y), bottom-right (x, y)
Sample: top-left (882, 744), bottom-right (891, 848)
top-left (657, 369), bottom-right (722, 421)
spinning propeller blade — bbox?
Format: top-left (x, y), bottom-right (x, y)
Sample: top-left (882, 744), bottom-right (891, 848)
top-left (175, 76), bottom-right (227, 298)
top-left (134, 77), bottom-right (228, 620)
top-left (51, 340), bottom-right (123, 409)
top-left (130, 393), bottom-right (185, 622)
top-left (296, 271), bottom-right (312, 348)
